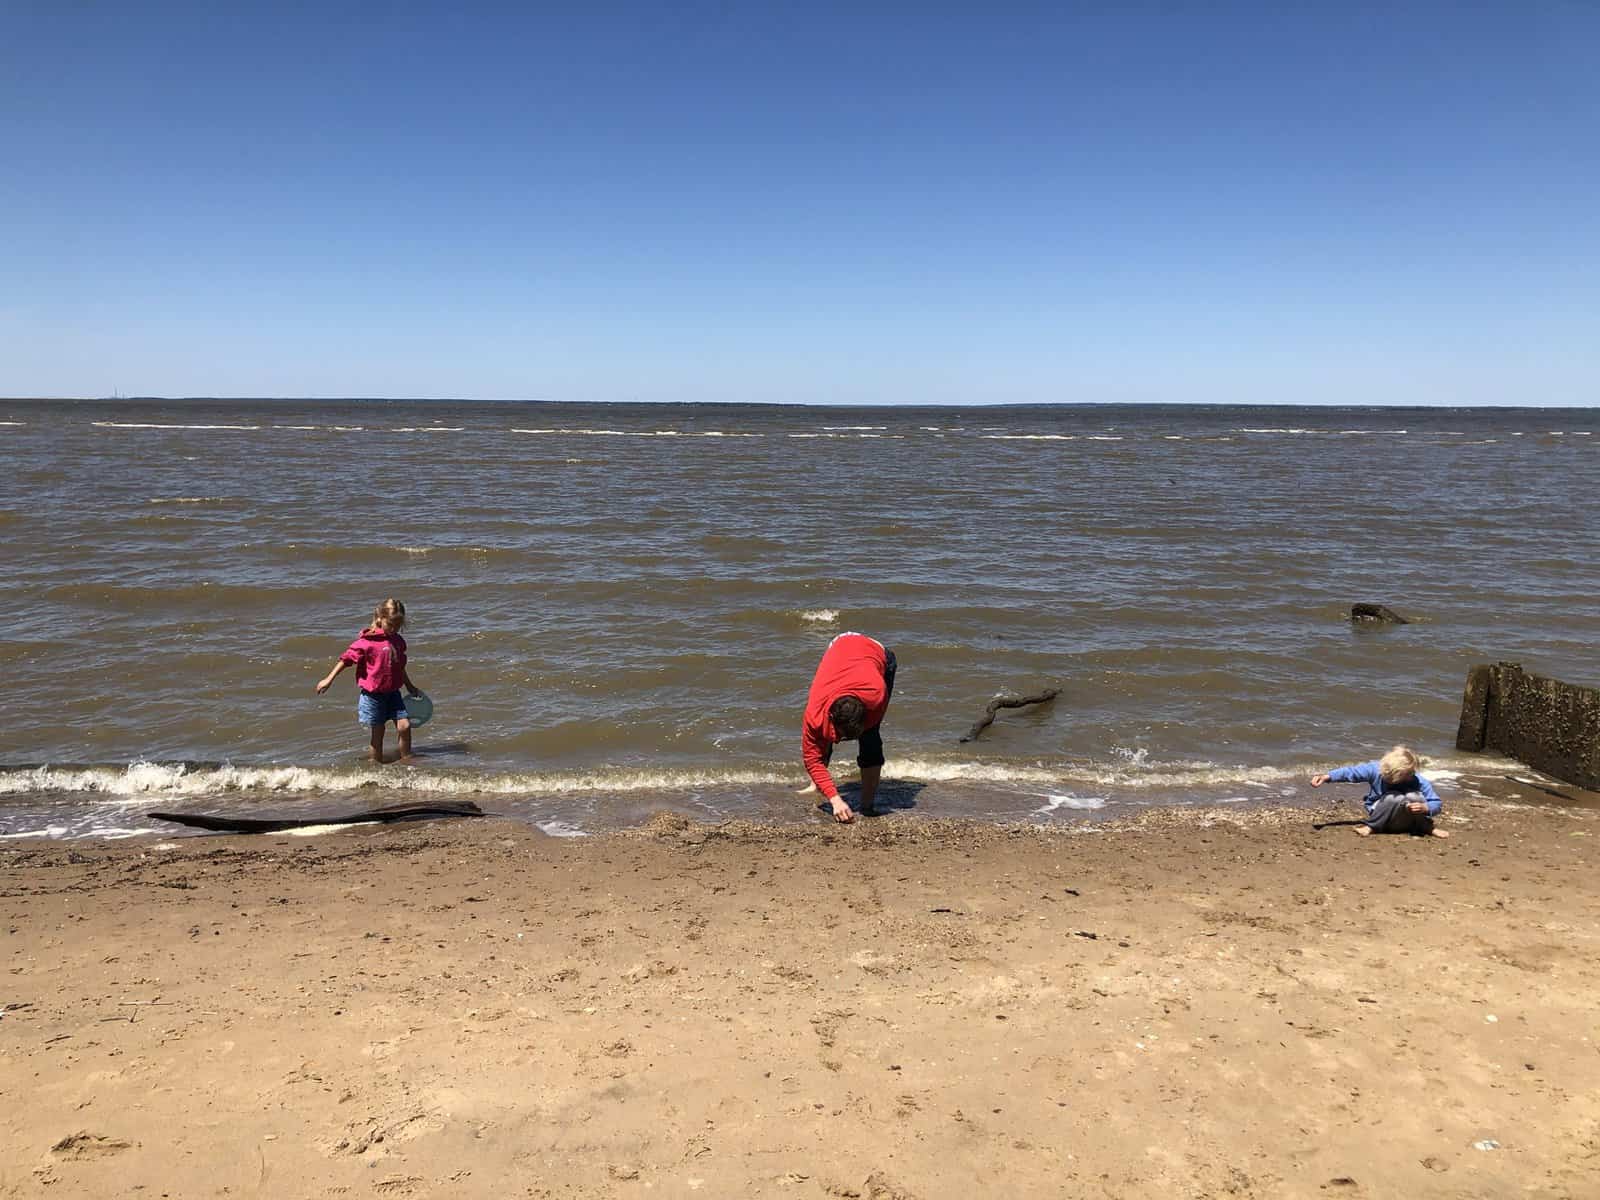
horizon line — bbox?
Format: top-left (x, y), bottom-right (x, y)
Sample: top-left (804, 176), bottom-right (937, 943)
top-left (3, 395), bottom-right (1597, 412)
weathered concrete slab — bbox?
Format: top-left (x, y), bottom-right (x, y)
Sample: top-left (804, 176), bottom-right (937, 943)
top-left (1456, 663), bottom-right (1491, 751)
top-left (1458, 661), bottom-right (1600, 790)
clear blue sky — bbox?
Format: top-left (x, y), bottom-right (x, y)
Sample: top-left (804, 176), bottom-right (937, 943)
top-left (2, 1), bottom-right (1596, 405)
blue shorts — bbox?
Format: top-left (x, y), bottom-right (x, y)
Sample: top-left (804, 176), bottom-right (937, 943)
top-left (357, 689), bottom-right (409, 728)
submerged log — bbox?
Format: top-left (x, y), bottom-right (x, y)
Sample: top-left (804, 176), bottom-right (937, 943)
top-left (959, 689), bottom-right (1060, 743)
top-left (148, 801), bottom-right (486, 834)
top-left (1351, 603), bottom-right (1409, 625)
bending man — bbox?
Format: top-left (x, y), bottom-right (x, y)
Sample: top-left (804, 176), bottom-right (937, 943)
top-left (802, 632), bottom-right (897, 823)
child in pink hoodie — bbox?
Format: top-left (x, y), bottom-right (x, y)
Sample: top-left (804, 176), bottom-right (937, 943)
top-left (315, 598), bottom-right (422, 762)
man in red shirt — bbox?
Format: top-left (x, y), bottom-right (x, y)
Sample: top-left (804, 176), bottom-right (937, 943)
top-left (801, 633), bottom-right (897, 823)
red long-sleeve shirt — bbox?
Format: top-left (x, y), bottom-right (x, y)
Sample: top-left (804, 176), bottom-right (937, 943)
top-left (801, 633), bottom-right (890, 799)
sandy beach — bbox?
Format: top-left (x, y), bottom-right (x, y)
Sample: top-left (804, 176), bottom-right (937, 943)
top-left (4, 794), bottom-right (1599, 1199)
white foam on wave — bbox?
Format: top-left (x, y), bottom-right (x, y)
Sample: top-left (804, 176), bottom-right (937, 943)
top-left (1236, 428), bottom-right (1313, 434)
top-left (93, 421), bottom-right (262, 430)
top-left (982, 434), bottom-right (1076, 441)
top-left (3, 754), bottom-right (1500, 805)
top-left (822, 425), bottom-right (886, 431)
top-left (284, 823), bottom-right (359, 837)
top-left (149, 497), bottom-right (224, 505)
top-left (272, 424), bottom-right (322, 430)
top-left (1085, 435), bottom-right (1123, 441)
top-left (0, 761), bottom-right (801, 798)
top-left (1033, 793), bottom-right (1107, 814)
top-left (0, 421), bottom-right (25, 427)
top-left (798, 609), bottom-right (839, 624)
top-left (785, 432), bottom-right (897, 439)
top-left (392, 426), bottom-right (466, 433)
top-left (510, 427), bottom-right (761, 438)
top-left (537, 820), bottom-right (588, 838)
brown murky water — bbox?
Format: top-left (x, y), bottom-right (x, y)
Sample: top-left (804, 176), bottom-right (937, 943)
top-left (2, 398), bottom-right (1596, 836)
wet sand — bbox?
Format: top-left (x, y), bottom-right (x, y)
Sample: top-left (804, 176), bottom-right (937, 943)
top-left (3, 795), bottom-right (1599, 1199)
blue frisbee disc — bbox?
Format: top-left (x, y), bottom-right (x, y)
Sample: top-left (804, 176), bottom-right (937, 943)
top-left (405, 692), bottom-right (435, 728)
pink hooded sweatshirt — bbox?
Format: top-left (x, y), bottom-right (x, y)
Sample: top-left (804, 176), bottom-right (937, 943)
top-left (339, 628), bottom-right (407, 693)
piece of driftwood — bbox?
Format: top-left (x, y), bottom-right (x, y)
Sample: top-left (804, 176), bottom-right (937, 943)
top-left (1351, 603), bottom-right (1409, 624)
top-left (959, 689), bottom-right (1060, 742)
top-left (147, 800), bottom-right (487, 834)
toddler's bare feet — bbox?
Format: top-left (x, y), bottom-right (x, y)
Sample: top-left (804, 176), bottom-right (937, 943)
top-left (1353, 824), bottom-right (1372, 837)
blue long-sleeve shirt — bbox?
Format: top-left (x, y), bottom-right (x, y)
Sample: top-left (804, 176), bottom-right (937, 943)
top-left (1326, 761), bottom-right (1442, 816)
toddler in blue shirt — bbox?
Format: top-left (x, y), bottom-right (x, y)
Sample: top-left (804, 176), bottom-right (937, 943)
top-left (1311, 745), bottom-right (1448, 838)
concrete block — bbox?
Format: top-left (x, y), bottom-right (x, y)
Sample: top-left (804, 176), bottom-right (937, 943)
top-left (1460, 661), bottom-right (1600, 790)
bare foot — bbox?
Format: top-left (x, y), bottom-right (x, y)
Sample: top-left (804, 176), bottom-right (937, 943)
top-left (829, 797), bottom-right (855, 823)
top-left (1354, 824), bottom-right (1372, 837)
top-left (1431, 828), bottom-right (1450, 839)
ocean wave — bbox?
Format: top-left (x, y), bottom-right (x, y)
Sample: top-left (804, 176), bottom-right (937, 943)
top-left (510, 427), bottom-right (762, 438)
top-left (0, 420), bottom-right (25, 427)
top-left (798, 609), bottom-right (839, 624)
top-left (0, 761), bottom-right (799, 798)
top-left (0, 751), bottom-right (1523, 802)
top-left (981, 434), bottom-right (1076, 441)
top-left (148, 496), bottom-right (226, 505)
top-left (92, 421), bottom-right (262, 430)
top-left (1032, 793), bottom-right (1107, 813)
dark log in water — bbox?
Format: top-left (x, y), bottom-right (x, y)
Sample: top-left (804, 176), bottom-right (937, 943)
top-left (960, 689), bottom-right (1061, 743)
top-left (1351, 603), bottom-right (1409, 624)
top-left (148, 801), bottom-right (487, 834)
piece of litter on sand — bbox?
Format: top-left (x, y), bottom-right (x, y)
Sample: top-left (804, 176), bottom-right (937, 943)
top-left (1485, 1014), bottom-right (1498, 1023)
top-left (1472, 1139), bottom-right (1500, 1151)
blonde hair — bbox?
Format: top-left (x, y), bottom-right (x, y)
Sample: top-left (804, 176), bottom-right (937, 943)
top-left (369, 598), bottom-right (406, 634)
top-left (1378, 745), bottom-right (1420, 785)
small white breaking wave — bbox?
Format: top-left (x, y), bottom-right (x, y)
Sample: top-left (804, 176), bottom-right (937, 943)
top-left (787, 438), bottom-right (902, 448)
top-left (0, 754), bottom-right (1505, 804)
top-left (981, 434), bottom-right (1076, 441)
top-left (510, 427), bottom-right (762, 438)
top-left (0, 761), bottom-right (800, 799)
top-left (798, 608), bottom-right (839, 624)
top-left (92, 421), bottom-right (262, 430)
top-left (1033, 793), bottom-right (1107, 814)
top-left (0, 420), bottom-right (25, 427)
top-left (537, 820), bottom-right (588, 838)
top-left (149, 496), bottom-right (225, 505)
